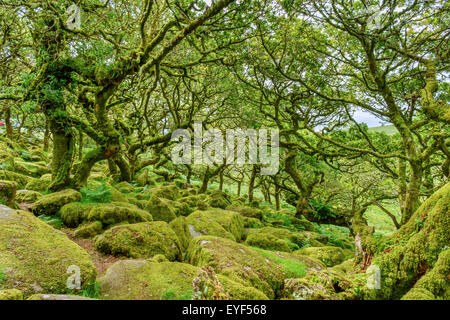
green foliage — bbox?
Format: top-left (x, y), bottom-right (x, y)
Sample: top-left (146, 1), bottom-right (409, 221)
top-left (37, 215), bottom-right (63, 229)
top-left (161, 288), bottom-right (176, 300)
top-left (80, 181), bottom-right (112, 204)
top-left (79, 282), bottom-right (101, 299)
top-left (310, 199), bottom-right (335, 220)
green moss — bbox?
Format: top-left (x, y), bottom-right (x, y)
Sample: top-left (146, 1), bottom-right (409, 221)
top-left (207, 190), bottom-right (232, 209)
top-left (0, 205), bottom-right (96, 298)
top-left (61, 202), bottom-right (152, 228)
top-left (0, 170), bottom-right (35, 189)
top-left (227, 205), bottom-right (263, 220)
top-left (15, 190), bottom-right (42, 203)
top-left (186, 236), bottom-right (287, 299)
top-left (114, 182), bottom-right (135, 194)
top-left (0, 180), bottom-right (16, 207)
top-left (94, 221), bottom-right (181, 261)
top-left (245, 233), bottom-right (291, 252)
top-left (401, 287), bottom-right (436, 300)
top-left (186, 208), bottom-right (244, 241)
top-left (294, 246), bottom-right (346, 267)
top-left (0, 289), bottom-right (23, 300)
top-left (145, 196), bottom-right (177, 222)
top-left (252, 248), bottom-right (308, 278)
top-left (74, 221), bottom-right (103, 239)
top-left (359, 183), bottom-right (450, 300)
top-left (30, 189), bottom-right (81, 216)
top-left (169, 216), bottom-right (191, 252)
top-left (282, 269), bottom-right (353, 300)
top-left (98, 260), bottom-right (198, 300)
top-left (24, 173), bottom-right (51, 191)
top-left (217, 275), bottom-right (269, 300)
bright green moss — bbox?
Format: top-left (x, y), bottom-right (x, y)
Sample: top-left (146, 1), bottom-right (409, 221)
top-left (294, 246), bottom-right (346, 267)
top-left (0, 205), bottom-right (96, 298)
top-left (0, 289), bottom-right (23, 300)
top-left (74, 221), bottom-right (103, 239)
top-left (94, 221), bottom-right (182, 261)
top-left (30, 189), bottom-right (81, 216)
top-left (145, 196), bottom-right (177, 222)
top-left (98, 260), bottom-right (198, 300)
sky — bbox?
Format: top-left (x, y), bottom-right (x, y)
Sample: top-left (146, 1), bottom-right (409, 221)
top-left (353, 109), bottom-right (387, 127)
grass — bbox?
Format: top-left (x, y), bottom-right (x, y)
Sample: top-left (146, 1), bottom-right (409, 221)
top-left (363, 201), bottom-right (401, 236)
top-left (79, 282), bottom-right (102, 299)
top-left (253, 247), bottom-right (307, 278)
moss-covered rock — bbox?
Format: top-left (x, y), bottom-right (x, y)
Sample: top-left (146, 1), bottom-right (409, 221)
top-left (98, 260), bottom-right (197, 300)
top-left (186, 208), bottom-right (245, 242)
top-left (0, 180), bottom-right (16, 207)
top-left (186, 236), bottom-right (287, 298)
top-left (109, 187), bottom-right (129, 203)
top-left (281, 269), bottom-right (354, 300)
top-left (74, 221), bottom-right (103, 239)
top-left (114, 182), bottom-right (135, 194)
top-left (207, 190), bottom-right (232, 209)
top-left (295, 246), bottom-right (346, 267)
top-left (15, 189), bottom-right (42, 203)
top-left (30, 189), bottom-right (81, 216)
top-left (243, 217), bottom-right (264, 228)
top-left (0, 205), bottom-right (96, 297)
top-left (0, 170), bottom-right (34, 189)
top-left (217, 275), bottom-right (269, 300)
top-left (245, 233), bottom-right (292, 252)
top-left (226, 205), bottom-right (264, 220)
top-left (145, 196), bottom-right (177, 222)
top-left (138, 184), bottom-right (180, 201)
top-left (0, 289), bottom-right (23, 300)
top-left (94, 221), bottom-right (182, 261)
top-left (61, 202), bottom-right (152, 228)
top-left (24, 173), bottom-right (51, 191)
top-left (169, 216), bottom-right (191, 252)
top-left (136, 169), bottom-right (156, 187)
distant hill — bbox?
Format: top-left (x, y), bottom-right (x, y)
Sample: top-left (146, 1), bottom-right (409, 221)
top-left (368, 124), bottom-right (398, 135)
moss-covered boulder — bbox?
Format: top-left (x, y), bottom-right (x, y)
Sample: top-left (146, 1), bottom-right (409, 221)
top-left (0, 205), bottom-right (96, 297)
top-left (169, 216), bottom-right (191, 252)
top-left (0, 289), bottom-right (23, 300)
top-left (0, 170), bottom-right (33, 189)
top-left (114, 182), bottom-right (135, 194)
top-left (186, 208), bottom-right (245, 242)
top-left (226, 205), bottom-right (264, 220)
top-left (60, 202), bottom-right (152, 228)
top-left (145, 196), bottom-right (177, 222)
top-left (94, 221), bottom-right (182, 261)
top-left (15, 189), bottom-right (42, 203)
top-left (74, 221), bottom-right (103, 239)
top-left (24, 173), bottom-right (51, 191)
top-left (281, 269), bottom-right (354, 300)
top-left (207, 190), bottom-right (232, 209)
top-left (0, 180), bottom-right (16, 207)
top-left (138, 184), bottom-right (180, 201)
top-left (245, 233), bottom-right (292, 252)
top-left (186, 236), bottom-right (287, 298)
top-left (98, 260), bottom-right (197, 300)
top-left (295, 246), bottom-right (346, 267)
top-left (136, 169), bottom-right (156, 187)
top-left (30, 189), bottom-right (81, 216)
top-left (98, 259), bottom-right (267, 300)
